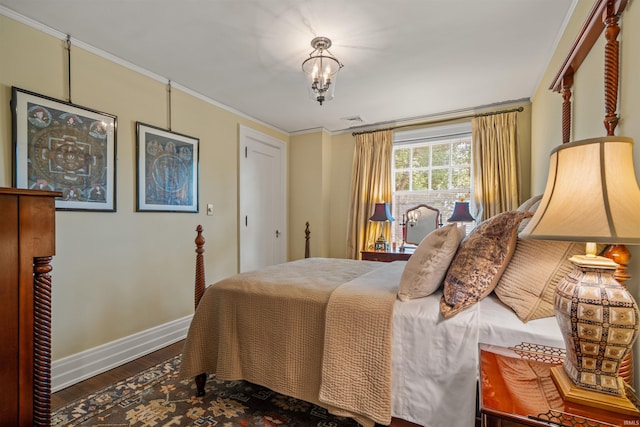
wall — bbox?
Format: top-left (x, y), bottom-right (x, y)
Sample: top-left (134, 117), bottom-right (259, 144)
top-left (0, 15), bottom-right (288, 360)
top-left (289, 130), bottom-right (356, 260)
top-left (530, 0), bottom-right (640, 390)
top-left (289, 131), bottom-right (328, 259)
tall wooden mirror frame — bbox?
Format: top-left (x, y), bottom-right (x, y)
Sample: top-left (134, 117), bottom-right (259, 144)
top-left (549, 0), bottom-right (632, 386)
top-left (404, 204), bottom-right (440, 245)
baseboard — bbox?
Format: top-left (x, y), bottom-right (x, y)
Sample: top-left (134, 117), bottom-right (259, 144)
top-left (51, 314), bottom-right (192, 392)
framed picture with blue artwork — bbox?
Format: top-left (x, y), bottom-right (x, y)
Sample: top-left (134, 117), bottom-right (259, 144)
top-left (135, 122), bottom-right (199, 213)
top-left (11, 86), bottom-right (117, 211)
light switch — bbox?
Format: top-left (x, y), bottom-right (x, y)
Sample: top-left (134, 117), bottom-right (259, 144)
top-left (206, 203), bottom-right (214, 216)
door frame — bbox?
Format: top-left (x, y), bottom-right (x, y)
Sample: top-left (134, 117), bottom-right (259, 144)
top-left (238, 125), bottom-right (287, 272)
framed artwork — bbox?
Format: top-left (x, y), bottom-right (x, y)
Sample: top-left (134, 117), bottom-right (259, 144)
top-left (11, 87), bottom-right (117, 211)
top-left (136, 122), bottom-right (199, 213)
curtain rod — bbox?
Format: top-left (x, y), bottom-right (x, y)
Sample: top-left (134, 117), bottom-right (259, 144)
top-left (351, 106), bottom-right (524, 136)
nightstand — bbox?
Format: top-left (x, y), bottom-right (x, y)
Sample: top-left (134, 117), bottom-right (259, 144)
top-left (361, 250), bottom-right (412, 262)
top-left (479, 343), bottom-right (638, 427)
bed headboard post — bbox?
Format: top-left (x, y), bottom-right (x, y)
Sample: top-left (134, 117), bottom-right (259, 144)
top-left (194, 225), bottom-right (206, 308)
top-left (550, 0), bottom-right (627, 142)
top-left (603, 0), bottom-right (621, 135)
top-left (305, 222), bottom-right (310, 258)
top-left (561, 73), bottom-right (573, 144)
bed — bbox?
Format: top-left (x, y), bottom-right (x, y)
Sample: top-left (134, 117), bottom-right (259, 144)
top-left (179, 197), bottom-right (580, 427)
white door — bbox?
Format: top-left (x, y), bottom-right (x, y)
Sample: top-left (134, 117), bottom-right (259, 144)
top-left (239, 126), bottom-right (286, 272)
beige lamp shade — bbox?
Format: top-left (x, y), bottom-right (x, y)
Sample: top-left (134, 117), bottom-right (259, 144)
top-left (520, 136), bottom-right (640, 244)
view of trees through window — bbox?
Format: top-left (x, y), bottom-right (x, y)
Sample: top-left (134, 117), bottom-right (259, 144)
top-left (391, 132), bottom-right (473, 245)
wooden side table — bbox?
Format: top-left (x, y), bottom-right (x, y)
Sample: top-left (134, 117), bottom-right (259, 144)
top-left (479, 343), bottom-right (639, 427)
top-left (361, 250), bottom-right (412, 262)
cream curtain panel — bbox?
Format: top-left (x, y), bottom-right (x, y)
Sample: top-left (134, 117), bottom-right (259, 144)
top-left (346, 130), bottom-right (394, 259)
top-left (472, 111), bottom-right (520, 221)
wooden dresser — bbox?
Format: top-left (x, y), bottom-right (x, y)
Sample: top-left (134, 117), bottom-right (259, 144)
top-left (0, 188), bottom-right (60, 426)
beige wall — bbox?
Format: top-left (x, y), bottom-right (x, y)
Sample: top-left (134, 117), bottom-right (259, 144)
top-left (0, 15), bottom-right (288, 359)
top-left (289, 131), bottom-right (324, 258)
top-left (289, 130), bottom-right (356, 260)
top-left (530, 1), bottom-right (640, 389)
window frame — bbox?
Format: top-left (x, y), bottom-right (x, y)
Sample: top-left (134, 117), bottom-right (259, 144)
top-left (391, 123), bottom-right (474, 244)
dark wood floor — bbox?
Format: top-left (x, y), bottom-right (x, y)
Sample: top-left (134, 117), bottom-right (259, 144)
top-left (51, 340), bottom-right (184, 410)
top-left (51, 339), bottom-right (421, 427)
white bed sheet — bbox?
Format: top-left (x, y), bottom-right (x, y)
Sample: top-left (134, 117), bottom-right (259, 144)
top-left (390, 264), bottom-right (565, 427)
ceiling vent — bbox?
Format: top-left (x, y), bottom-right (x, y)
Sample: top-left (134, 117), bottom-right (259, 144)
top-left (341, 115), bottom-right (364, 124)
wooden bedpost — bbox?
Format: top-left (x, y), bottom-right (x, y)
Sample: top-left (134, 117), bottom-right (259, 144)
top-left (305, 222), bottom-right (310, 258)
top-left (603, 0), bottom-right (621, 136)
top-left (561, 72), bottom-right (573, 144)
top-left (194, 225), bottom-right (205, 309)
top-left (194, 225), bottom-right (208, 396)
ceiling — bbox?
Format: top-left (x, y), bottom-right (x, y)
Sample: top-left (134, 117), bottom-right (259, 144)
top-left (0, 0), bottom-right (576, 134)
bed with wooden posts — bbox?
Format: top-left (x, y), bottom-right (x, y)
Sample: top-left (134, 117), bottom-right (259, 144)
top-left (179, 197), bottom-right (570, 427)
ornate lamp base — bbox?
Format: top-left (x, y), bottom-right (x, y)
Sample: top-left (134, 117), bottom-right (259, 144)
top-left (374, 233), bottom-right (388, 250)
top-left (550, 365), bottom-right (640, 416)
top-left (553, 255), bottom-right (639, 414)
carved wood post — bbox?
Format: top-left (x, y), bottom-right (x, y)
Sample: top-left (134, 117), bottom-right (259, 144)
top-left (304, 222), bottom-right (310, 258)
top-left (33, 256), bottom-right (52, 427)
top-left (194, 225), bottom-right (205, 309)
top-left (603, 0), bottom-right (620, 135)
top-left (194, 225), bottom-right (208, 396)
top-left (561, 72), bottom-right (573, 144)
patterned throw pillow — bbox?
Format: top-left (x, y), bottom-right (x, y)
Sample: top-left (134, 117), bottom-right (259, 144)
top-left (439, 210), bottom-right (531, 318)
top-left (397, 223), bottom-right (465, 301)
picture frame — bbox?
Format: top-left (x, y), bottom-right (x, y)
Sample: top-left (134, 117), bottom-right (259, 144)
top-left (11, 86), bottom-right (117, 211)
top-left (136, 122), bottom-right (199, 213)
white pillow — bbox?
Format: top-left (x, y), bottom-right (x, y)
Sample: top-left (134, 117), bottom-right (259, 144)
top-left (397, 223), bottom-right (465, 301)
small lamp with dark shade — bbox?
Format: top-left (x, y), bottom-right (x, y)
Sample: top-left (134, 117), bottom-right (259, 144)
top-left (370, 202), bottom-right (395, 250)
top-left (447, 200), bottom-right (475, 223)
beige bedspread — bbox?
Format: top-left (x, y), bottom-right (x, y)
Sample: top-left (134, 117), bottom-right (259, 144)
top-left (179, 257), bottom-right (397, 426)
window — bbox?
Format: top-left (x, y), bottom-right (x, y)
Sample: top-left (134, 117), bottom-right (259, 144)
top-left (391, 123), bottom-right (473, 244)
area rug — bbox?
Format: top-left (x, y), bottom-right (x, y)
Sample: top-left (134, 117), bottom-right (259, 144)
top-left (52, 355), bottom-right (360, 426)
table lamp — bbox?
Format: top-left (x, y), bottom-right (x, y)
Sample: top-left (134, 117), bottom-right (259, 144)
top-left (520, 136), bottom-right (640, 416)
top-left (370, 202), bottom-right (395, 250)
top-left (447, 200), bottom-right (475, 223)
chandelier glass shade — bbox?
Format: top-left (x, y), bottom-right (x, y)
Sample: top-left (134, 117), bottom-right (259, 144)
top-left (302, 37), bottom-right (343, 105)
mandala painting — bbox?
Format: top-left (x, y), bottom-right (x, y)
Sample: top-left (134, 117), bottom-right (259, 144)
top-left (136, 122), bottom-right (199, 212)
top-left (12, 87), bottom-right (117, 211)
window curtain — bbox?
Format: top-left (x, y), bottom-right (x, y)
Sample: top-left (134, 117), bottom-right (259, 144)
top-left (346, 130), bottom-right (394, 259)
top-left (472, 111), bottom-right (520, 221)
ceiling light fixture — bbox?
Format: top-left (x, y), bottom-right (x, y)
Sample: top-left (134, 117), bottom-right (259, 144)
top-left (302, 37), bottom-right (343, 106)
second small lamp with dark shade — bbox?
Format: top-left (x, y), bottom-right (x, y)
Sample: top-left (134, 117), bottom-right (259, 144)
top-left (370, 202), bottom-right (395, 250)
top-left (447, 200), bottom-right (475, 223)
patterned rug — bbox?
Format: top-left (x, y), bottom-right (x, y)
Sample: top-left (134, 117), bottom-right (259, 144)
top-left (52, 355), bottom-right (360, 426)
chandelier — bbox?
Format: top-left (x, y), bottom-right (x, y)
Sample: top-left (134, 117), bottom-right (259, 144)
top-left (301, 37), bottom-right (343, 105)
